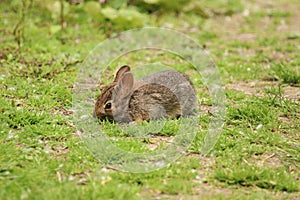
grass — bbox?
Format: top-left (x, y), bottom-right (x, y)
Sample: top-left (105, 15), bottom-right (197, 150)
top-left (271, 63), bottom-right (300, 86)
top-left (1, 0), bottom-right (300, 199)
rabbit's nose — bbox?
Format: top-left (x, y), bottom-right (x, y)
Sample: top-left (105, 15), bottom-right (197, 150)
top-left (93, 111), bottom-right (97, 118)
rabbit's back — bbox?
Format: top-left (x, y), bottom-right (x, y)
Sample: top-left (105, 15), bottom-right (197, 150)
top-left (140, 70), bottom-right (197, 117)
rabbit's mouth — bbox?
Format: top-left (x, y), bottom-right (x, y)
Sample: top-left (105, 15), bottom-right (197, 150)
top-left (93, 111), bottom-right (114, 122)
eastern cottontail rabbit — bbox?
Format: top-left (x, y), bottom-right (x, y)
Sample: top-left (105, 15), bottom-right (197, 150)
top-left (94, 65), bottom-right (197, 123)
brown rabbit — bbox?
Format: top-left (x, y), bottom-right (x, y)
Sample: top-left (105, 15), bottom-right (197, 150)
top-left (94, 65), bottom-right (197, 123)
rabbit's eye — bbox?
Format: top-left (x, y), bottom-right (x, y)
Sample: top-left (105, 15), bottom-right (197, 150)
top-left (105, 102), bottom-right (112, 109)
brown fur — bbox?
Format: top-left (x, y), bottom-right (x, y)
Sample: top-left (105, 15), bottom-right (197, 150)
top-left (94, 65), bottom-right (197, 123)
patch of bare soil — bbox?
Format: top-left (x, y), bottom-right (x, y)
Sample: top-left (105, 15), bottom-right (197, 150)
top-left (189, 154), bottom-right (215, 185)
top-left (245, 152), bottom-right (283, 168)
top-left (226, 80), bottom-right (300, 101)
top-left (58, 106), bottom-right (74, 116)
top-left (282, 86), bottom-right (300, 101)
top-left (141, 182), bottom-right (300, 200)
top-left (145, 136), bottom-right (174, 150)
top-left (41, 142), bottom-right (69, 158)
top-left (192, 186), bottom-right (300, 200)
top-left (56, 170), bottom-right (92, 186)
top-left (140, 184), bottom-right (233, 200)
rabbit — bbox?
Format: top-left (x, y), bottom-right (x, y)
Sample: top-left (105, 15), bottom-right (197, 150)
top-left (94, 65), bottom-right (197, 123)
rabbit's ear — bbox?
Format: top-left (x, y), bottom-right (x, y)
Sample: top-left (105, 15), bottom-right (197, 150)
top-left (120, 72), bottom-right (134, 94)
top-left (114, 65), bottom-right (131, 82)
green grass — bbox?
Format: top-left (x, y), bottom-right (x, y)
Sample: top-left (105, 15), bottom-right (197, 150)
top-left (271, 63), bottom-right (300, 86)
top-left (1, 0), bottom-right (300, 199)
